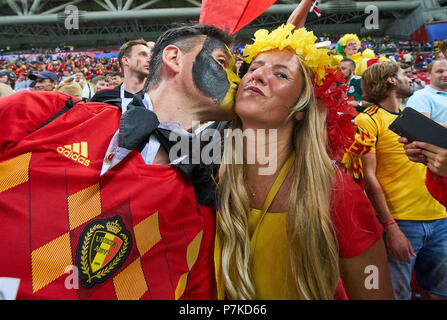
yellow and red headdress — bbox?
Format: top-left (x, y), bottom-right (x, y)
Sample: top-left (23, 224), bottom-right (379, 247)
top-left (243, 24), bottom-right (357, 159)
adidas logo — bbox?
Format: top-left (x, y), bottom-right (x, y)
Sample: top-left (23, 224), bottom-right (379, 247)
top-left (57, 142), bottom-right (90, 167)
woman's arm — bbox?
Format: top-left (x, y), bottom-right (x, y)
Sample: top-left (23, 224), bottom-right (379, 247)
top-left (339, 239), bottom-right (394, 299)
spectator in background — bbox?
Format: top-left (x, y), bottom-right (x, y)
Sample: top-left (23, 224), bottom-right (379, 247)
top-left (0, 83), bottom-right (13, 97)
top-left (74, 71), bottom-right (93, 100)
top-left (439, 40), bottom-right (447, 58)
top-left (406, 59), bottom-right (447, 126)
top-left (235, 59), bottom-right (244, 77)
top-left (400, 63), bottom-right (425, 93)
top-left (398, 50), bottom-right (404, 63)
top-left (415, 53), bottom-right (425, 69)
top-left (0, 70), bottom-right (16, 92)
top-left (28, 71), bottom-right (58, 91)
top-left (339, 58), bottom-right (367, 112)
top-left (90, 75), bottom-right (108, 93)
top-left (28, 80), bottom-right (36, 91)
top-left (104, 71), bottom-right (114, 84)
top-left (108, 71), bottom-right (124, 87)
top-left (343, 62), bottom-right (447, 300)
top-left (14, 73), bottom-right (31, 91)
top-left (403, 51), bottom-right (413, 64)
top-left (90, 39), bottom-right (151, 109)
top-left (61, 70), bottom-right (71, 81)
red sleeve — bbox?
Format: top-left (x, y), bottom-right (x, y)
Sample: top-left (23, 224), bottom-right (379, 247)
top-left (330, 170), bottom-right (383, 259)
top-left (425, 169), bottom-right (447, 208)
top-left (0, 91), bottom-right (76, 154)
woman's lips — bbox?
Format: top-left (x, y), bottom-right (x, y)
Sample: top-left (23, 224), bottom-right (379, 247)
top-left (245, 86), bottom-right (265, 96)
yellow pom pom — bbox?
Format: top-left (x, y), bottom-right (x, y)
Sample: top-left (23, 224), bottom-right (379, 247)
top-left (243, 24), bottom-right (333, 85)
top-left (338, 34), bottom-right (361, 47)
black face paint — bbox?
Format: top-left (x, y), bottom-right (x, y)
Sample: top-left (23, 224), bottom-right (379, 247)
top-left (192, 36), bottom-right (231, 104)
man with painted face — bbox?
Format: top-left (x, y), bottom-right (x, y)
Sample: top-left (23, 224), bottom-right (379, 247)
top-left (0, 24), bottom-right (238, 300)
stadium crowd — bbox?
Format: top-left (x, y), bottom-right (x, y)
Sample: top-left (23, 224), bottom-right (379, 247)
top-left (0, 35), bottom-right (444, 100)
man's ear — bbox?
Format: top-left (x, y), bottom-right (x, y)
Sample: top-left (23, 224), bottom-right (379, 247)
top-left (387, 76), bottom-right (398, 85)
top-left (162, 45), bottom-right (182, 74)
top-left (121, 56), bottom-right (129, 68)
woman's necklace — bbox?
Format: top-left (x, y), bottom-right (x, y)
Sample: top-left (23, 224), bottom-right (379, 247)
top-left (246, 183), bottom-right (257, 197)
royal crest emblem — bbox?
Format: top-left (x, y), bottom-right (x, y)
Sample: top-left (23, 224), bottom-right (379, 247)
top-left (76, 216), bottom-right (132, 288)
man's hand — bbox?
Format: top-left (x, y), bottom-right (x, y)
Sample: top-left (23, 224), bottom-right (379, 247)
top-left (385, 224), bottom-right (416, 264)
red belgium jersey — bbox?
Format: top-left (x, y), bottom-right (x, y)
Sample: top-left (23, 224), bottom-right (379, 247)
top-left (0, 91), bottom-right (216, 300)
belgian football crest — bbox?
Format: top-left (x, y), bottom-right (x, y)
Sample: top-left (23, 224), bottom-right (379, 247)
top-left (76, 216), bottom-right (132, 288)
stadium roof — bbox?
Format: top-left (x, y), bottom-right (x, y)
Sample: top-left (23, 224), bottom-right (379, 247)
top-left (0, 0), bottom-right (445, 50)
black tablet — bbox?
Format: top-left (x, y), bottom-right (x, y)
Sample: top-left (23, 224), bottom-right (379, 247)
top-left (389, 107), bottom-right (447, 149)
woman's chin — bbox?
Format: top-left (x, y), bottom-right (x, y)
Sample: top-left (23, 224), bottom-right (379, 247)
top-left (235, 104), bottom-right (262, 122)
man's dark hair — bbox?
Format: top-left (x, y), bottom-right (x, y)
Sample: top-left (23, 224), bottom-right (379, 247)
top-left (90, 75), bottom-right (106, 85)
top-left (399, 63), bottom-right (411, 70)
top-left (147, 24), bottom-right (233, 88)
top-left (340, 58), bottom-right (356, 70)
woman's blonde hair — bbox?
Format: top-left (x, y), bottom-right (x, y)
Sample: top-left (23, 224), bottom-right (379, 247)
top-left (217, 52), bottom-right (340, 300)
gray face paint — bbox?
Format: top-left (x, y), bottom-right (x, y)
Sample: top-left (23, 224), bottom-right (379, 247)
top-left (192, 36), bottom-right (231, 104)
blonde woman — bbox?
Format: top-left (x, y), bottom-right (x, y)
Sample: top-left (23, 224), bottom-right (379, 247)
top-left (215, 25), bottom-right (394, 300)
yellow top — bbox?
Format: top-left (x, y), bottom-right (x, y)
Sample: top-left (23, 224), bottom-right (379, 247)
top-left (215, 153), bottom-right (300, 299)
top-left (353, 105), bottom-right (446, 221)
